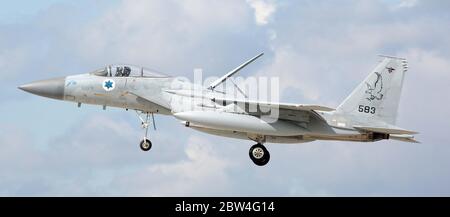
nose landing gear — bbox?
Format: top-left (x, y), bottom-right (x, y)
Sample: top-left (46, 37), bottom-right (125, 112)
top-left (249, 143), bottom-right (270, 166)
top-left (136, 111), bottom-right (156, 152)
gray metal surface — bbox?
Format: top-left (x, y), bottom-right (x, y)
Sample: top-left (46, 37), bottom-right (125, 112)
top-left (19, 77), bottom-right (66, 100)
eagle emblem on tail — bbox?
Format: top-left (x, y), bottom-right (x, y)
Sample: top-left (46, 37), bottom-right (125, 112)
top-left (365, 72), bottom-right (384, 101)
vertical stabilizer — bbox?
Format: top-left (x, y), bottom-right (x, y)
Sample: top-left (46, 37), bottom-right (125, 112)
top-left (336, 56), bottom-right (408, 125)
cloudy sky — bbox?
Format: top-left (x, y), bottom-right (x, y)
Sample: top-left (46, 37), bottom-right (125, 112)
top-left (1, 0), bottom-right (450, 196)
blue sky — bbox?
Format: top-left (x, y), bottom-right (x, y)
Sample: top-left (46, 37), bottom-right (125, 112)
top-left (0, 0), bottom-right (67, 23)
top-left (1, 0), bottom-right (450, 196)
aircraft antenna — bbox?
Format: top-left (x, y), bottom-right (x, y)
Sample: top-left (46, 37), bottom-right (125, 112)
top-left (208, 52), bottom-right (264, 90)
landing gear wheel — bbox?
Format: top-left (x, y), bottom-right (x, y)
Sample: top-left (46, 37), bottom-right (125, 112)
top-left (140, 139), bottom-right (152, 151)
top-left (135, 111), bottom-right (157, 152)
top-left (249, 143), bottom-right (270, 166)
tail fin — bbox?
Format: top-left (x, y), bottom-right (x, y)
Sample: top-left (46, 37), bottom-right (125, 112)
top-left (336, 56), bottom-right (408, 125)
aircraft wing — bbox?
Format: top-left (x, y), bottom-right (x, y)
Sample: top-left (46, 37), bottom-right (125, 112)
top-left (125, 91), bottom-right (172, 114)
top-left (212, 97), bottom-right (335, 112)
top-left (211, 97), bottom-right (334, 124)
top-left (164, 89), bottom-right (334, 123)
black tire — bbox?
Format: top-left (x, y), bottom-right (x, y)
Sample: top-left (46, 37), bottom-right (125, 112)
top-left (249, 143), bottom-right (270, 166)
top-left (140, 139), bottom-right (152, 151)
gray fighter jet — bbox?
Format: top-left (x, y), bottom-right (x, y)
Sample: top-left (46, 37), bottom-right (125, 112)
top-left (19, 54), bottom-right (418, 166)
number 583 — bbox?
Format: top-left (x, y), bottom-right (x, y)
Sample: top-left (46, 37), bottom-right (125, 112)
top-left (358, 105), bottom-right (376, 114)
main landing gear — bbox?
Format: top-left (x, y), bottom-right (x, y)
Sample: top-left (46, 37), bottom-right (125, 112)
top-left (136, 111), bottom-right (156, 152)
top-left (249, 143), bottom-right (270, 166)
top-left (140, 139), bottom-right (152, 151)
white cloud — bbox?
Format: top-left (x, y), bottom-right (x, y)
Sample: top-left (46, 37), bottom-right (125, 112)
top-left (246, 0), bottom-right (277, 26)
top-left (256, 47), bottom-right (322, 101)
top-left (401, 48), bottom-right (450, 79)
top-left (111, 136), bottom-right (233, 196)
top-left (75, 0), bottom-right (253, 70)
top-left (396, 48), bottom-right (450, 138)
top-left (0, 44), bottom-right (33, 82)
top-left (3, 0), bottom-right (450, 196)
top-left (0, 115), bottom-right (235, 196)
top-left (395, 0), bottom-right (419, 9)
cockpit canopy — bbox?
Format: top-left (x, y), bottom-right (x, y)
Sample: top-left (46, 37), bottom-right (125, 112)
top-left (90, 64), bottom-right (169, 78)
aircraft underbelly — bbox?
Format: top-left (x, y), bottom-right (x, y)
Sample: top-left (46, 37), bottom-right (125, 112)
top-left (187, 124), bottom-right (314, 144)
top-left (174, 111), bottom-right (308, 136)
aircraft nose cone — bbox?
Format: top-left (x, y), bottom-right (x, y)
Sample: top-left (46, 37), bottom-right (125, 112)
top-left (18, 77), bottom-right (65, 100)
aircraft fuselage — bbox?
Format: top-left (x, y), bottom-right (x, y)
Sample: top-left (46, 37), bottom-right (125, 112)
top-left (19, 56), bottom-right (417, 166)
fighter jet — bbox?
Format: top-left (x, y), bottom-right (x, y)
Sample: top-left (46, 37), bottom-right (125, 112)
top-left (19, 54), bottom-right (418, 166)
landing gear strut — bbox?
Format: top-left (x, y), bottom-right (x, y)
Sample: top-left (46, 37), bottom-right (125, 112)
top-left (136, 111), bottom-right (156, 152)
top-left (249, 143), bottom-right (270, 166)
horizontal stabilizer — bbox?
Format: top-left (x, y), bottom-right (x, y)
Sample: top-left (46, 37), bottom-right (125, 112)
top-left (354, 125), bottom-right (418, 135)
top-left (390, 134), bottom-right (420, 143)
